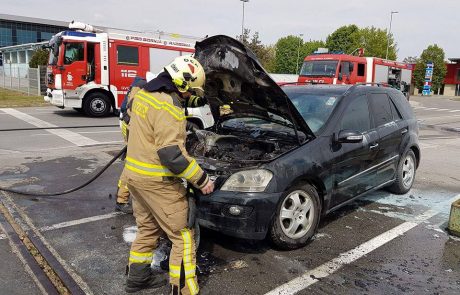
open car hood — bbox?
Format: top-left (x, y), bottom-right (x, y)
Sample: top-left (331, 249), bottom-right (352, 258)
top-left (194, 35), bottom-right (315, 139)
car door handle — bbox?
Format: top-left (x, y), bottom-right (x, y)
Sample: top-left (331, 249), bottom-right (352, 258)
top-left (369, 143), bottom-right (379, 150)
top-left (401, 128), bottom-right (408, 135)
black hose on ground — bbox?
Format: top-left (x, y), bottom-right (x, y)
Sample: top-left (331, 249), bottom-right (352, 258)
top-left (0, 146), bottom-right (127, 197)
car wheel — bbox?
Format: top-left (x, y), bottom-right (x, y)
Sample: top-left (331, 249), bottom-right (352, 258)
top-left (388, 149), bottom-right (417, 194)
top-left (83, 92), bottom-right (111, 117)
top-left (269, 184), bottom-right (321, 250)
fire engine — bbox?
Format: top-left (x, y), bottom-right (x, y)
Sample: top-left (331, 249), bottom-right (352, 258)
top-left (44, 22), bottom-right (213, 128)
top-left (297, 49), bottom-right (413, 97)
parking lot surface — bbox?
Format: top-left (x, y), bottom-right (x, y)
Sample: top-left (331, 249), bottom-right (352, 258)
top-left (0, 104), bottom-right (459, 295)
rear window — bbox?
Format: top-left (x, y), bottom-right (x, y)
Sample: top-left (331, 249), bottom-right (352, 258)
top-left (389, 91), bottom-right (414, 119)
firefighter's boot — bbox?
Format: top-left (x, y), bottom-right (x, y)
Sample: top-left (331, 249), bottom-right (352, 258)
top-left (115, 202), bottom-right (133, 214)
top-left (125, 263), bottom-right (166, 293)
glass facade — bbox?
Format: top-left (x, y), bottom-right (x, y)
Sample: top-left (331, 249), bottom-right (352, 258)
top-left (0, 19), bottom-right (67, 48)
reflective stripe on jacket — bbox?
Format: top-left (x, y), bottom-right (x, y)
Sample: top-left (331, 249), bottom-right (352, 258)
top-left (125, 90), bottom-right (209, 189)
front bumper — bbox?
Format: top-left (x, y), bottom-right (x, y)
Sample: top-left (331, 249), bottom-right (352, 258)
top-left (44, 88), bottom-right (64, 107)
top-left (196, 190), bottom-right (282, 240)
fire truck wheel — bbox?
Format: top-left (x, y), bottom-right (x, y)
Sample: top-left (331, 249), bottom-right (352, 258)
top-left (83, 92), bottom-right (112, 117)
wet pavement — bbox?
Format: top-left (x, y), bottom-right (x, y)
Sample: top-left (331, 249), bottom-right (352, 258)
top-left (0, 106), bottom-right (459, 295)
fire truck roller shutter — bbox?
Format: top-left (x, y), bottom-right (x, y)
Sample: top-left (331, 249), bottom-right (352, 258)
top-left (375, 65), bottom-right (389, 84)
top-left (149, 48), bottom-right (182, 75)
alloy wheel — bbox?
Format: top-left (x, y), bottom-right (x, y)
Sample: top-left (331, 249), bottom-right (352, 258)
top-left (279, 190), bottom-right (315, 239)
top-left (402, 154), bottom-right (415, 188)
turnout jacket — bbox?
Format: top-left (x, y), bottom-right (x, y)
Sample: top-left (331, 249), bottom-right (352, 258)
top-left (124, 89), bottom-right (209, 189)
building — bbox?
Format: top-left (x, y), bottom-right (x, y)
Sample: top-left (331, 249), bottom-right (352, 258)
top-left (0, 14), bottom-right (70, 67)
top-left (443, 58), bottom-right (460, 96)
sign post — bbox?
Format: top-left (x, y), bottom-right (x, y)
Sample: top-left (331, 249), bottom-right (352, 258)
top-left (422, 62), bottom-right (434, 96)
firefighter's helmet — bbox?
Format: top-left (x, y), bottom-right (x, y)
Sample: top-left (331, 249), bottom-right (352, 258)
top-left (165, 55), bottom-right (205, 97)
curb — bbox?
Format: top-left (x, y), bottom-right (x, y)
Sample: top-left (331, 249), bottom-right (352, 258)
top-left (418, 123), bottom-right (460, 134)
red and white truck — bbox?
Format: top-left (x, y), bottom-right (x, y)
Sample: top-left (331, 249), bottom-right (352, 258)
top-left (297, 50), bottom-right (413, 97)
top-left (44, 22), bottom-right (213, 127)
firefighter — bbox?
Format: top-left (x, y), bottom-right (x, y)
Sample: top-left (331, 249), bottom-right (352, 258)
top-left (115, 77), bottom-right (147, 214)
top-left (124, 55), bottom-right (214, 294)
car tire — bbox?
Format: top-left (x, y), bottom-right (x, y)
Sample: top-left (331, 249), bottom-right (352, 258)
top-left (387, 149), bottom-right (417, 194)
top-left (83, 92), bottom-right (111, 117)
top-left (269, 184), bottom-right (321, 250)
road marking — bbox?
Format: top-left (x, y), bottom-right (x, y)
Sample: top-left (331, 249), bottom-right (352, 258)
top-left (31, 130), bottom-right (120, 136)
top-left (0, 212), bottom-right (125, 240)
top-left (434, 108), bottom-right (450, 111)
top-left (265, 194), bottom-right (460, 295)
top-left (39, 212), bottom-right (124, 232)
top-left (1, 108), bottom-right (99, 147)
top-left (448, 110), bottom-right (460, 113)
top-left (423, 107), bottom-right (439, 111)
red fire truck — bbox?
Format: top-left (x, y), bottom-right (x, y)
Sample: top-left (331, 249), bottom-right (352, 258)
top-left (297, 51), bottom-right (413, 97)
top-left (44, 22), bottom-right (198, 117)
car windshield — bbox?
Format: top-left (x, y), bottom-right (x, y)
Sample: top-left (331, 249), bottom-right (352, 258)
top-left (286, 91), bottom-right (341, 134)
top-left (300, 60), bottom-right (338, 77)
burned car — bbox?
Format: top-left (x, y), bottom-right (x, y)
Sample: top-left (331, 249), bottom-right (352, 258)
top-left (188, 36), bottom-right (420, 249)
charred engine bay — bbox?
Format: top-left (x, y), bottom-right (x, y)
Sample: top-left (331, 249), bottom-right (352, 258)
top-left (186, 128), bottom-right (298, 174)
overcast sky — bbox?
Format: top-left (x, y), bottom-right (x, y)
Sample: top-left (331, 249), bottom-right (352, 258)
top-left (3, 0), bottom-right (459, 61)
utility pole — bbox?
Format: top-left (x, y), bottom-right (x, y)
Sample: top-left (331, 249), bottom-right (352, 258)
top-left (296, 34), bottom-right (304, 74)
top-left (240, 0), bottom-right (249, 41)
top-left (386, 11), bottom-right (398, 60)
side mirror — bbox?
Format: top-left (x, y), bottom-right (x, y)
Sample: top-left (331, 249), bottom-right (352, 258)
top-left (336, 130), bottom-right (363, 143)
top-left (338, 73), bottom-right (343, 81)
top-left (349, 63), bottom-right (354, 72)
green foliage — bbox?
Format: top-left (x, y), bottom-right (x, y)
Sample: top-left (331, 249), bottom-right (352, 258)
top-left (326, 25), bottom-right (359, 54)
top-left (413, 44), bottom-right (447, 93)
top-left (29, 49), bottom-right (49, 68)
top-left (354, 26), bottom-right (397, 60)
top-left (273, 36), bottom-right (325, 74)
top-left (237, 29), bottom-right (276, 72)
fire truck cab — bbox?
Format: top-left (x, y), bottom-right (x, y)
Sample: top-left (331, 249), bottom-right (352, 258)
top-left (298, 52), bottom-right (413, 97)
top-left (44, 22), bottom-right (213, 127)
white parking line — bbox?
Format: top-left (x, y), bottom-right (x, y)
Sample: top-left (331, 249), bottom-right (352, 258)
top-left (1, 108), bottom-right (99, 146)
top-left (434, 108), bottom-right (450, 111)
top-left (449, 110), bottom-right (460, 113)
top-left (423, 107), bottom-right (440, 111)
top-left (0, 212), bottom-right (125, 240)
top-left (265, 195), bottom-right (460, 295)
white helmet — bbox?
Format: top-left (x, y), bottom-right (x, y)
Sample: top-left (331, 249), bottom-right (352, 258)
top-left (165, 55), bottom-right (206, 97)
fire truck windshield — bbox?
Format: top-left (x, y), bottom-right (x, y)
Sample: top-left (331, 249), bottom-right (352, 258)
top-left (299, 60), bottom-right (338, 77)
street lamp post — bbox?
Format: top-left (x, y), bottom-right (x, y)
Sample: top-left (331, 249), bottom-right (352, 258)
top-left (296, 33), bottom-right (304, 74)
top-left (385, 11), bottom-right (398, 60)
top-left (240, 0), bottom-right (249, 41)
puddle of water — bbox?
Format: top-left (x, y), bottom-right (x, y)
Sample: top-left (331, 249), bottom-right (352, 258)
top-left (363, 189), bottom-right (459, 217)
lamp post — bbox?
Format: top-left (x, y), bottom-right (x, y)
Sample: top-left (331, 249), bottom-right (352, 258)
top-left (296, 33), bottom-right (304, 74)
top-left (385, 11), bottom-right (398, 60)
top-left (240, 0), bottom-right (249, 41)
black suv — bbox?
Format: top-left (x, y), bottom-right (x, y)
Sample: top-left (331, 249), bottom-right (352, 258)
top-left (189, 36), bottom-right (420, 249)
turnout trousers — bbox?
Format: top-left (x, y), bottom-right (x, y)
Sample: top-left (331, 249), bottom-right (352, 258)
top-left (117, 168), bottom-right (130, 204)
top-left (127, 179), bottom-right (199, 295)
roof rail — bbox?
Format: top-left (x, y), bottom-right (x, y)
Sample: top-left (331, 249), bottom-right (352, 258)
top-left (344, 82), bottom-right (391, 95)
top-left (278, 81), bottom-right (318, 87)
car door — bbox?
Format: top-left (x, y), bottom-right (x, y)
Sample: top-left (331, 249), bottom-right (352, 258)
top-left (368, 92), bottom-right (403, 186)
top-left (331, 94), bottom-right (380, 207)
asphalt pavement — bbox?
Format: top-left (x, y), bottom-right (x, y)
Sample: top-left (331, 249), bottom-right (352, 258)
top-left (0, 103), bottom-right (459, 295)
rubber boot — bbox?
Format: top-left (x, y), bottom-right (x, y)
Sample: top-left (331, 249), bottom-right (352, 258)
top-left (115, 202), bottom-right (133, 214)
top-left (125, 263), bottom-right (166, 293)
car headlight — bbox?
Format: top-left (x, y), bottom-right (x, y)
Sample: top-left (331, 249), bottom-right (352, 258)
top-left (220, 169), bottom-right (273, 192)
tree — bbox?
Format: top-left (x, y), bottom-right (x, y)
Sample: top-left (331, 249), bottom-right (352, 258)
top-left (237, 29), bottom-right (275, 72)
top-left (413, 44), bottom-right (447, 93)
top-left (272, 36), bottom-right (325, 74)
top-left (353, 26), bottom-right (397, 60)
top-left (29, 49), bottom-right (49, 68)
top-left (326, 25), bottom-right (359, 54)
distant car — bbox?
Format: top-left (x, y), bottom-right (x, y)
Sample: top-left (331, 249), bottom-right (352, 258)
top-left (188, 36), bottom-right (420, 249)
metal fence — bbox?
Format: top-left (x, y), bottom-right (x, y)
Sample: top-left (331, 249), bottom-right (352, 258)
top-left (0, 66), bottom-right (46, 96)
